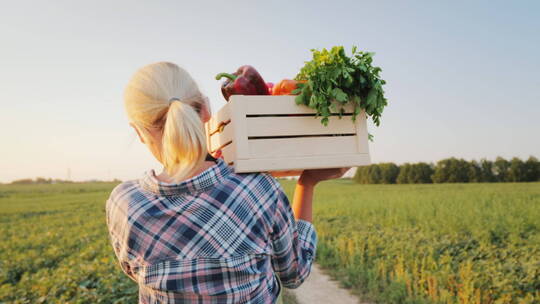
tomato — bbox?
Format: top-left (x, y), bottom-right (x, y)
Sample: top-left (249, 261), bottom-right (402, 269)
top-left (272, 79), bottom-right (306, 95)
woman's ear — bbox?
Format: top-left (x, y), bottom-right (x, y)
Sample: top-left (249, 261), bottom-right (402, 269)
top-left (200, 100), bottom-right (211, 123)
top-left (130, 123), bottom-right (145, 144)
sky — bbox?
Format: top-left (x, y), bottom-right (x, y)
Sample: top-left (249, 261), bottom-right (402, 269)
top-left (0, 0), bottom-right (539, 183)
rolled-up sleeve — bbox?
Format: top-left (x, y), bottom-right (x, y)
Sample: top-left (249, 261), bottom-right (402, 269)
top-left (269, 183), bottom-right (317, 289)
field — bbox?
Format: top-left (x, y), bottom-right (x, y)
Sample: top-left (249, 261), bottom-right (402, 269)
top-left (0, 183), bottom-right (137, 304)
top-left (279, 180), bottom-right (540, 304)
top-left (0, 181), bottom-right (538, 304)
top-left (0, 182), bottom-right (299, 304)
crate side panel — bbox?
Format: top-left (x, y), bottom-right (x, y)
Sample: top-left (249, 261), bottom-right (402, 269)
top-left (204, 122), bottom-right (212, 153)
top-left (209, 123), bottom-right (234, 152)
top-left (208, 102), bottom-right (231, 134)
top-left (229, 98), bottom-right (249, 159)
top-left (248, 136), bottom-right (357, 158)
top-left (220, 142), bottom-right (236, 165)
top-left (354, 111), bottom-right (370, 155)
top-left (247, 116), bottom-right (356, 137)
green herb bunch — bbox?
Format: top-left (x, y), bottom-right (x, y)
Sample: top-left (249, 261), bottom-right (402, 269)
top-left (293, 46), bottom-right (387, 127)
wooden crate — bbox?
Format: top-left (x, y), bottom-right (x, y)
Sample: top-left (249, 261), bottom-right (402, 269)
top-left (205, 95), bottom-right (371, 176)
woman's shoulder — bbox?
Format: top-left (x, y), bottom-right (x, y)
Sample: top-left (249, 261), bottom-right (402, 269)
top-left (227, 170), bottom-right (282, 192)
top-left (105, 169), bottom-right (284, 210)
top-left (106, 179), bottom-right (140, 208)
top-left (110, 179), bottom-right (139, 197)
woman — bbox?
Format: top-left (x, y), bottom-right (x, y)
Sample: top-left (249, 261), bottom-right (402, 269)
top-left (105, 62), bottom-right (349, 304)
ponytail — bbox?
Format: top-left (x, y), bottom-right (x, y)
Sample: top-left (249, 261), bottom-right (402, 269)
top-left (161, 100), bottom-right (207, 181)
top-left (124, 62), bottom-right (209, 183)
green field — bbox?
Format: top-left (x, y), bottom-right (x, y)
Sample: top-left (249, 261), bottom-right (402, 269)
top-left (0, 182), bottom-right (299, 304)
top-left (0, 183), bottom-right (137, 304)
top-left (279, 180), bottom-right (540, 304)
top-left (1, 181), bottom-right (538, 303)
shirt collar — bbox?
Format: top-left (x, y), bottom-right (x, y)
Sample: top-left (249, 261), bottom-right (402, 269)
top-left (139, 158), bottom-right (232, 196)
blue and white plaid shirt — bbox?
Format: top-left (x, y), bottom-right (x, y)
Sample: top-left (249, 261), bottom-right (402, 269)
top-left (105, 158), bottom-right (317, 303)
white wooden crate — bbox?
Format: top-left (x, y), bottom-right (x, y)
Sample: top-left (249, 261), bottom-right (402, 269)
top-left (205, 95), bottom-right (371, 176)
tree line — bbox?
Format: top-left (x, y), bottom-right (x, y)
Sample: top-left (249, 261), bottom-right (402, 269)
top-left (354, 156), bottom-right (540, 184)
top-left (9, 177), bottom-right (74, 184)
top-left (9, 177), bottom-right (122, 185)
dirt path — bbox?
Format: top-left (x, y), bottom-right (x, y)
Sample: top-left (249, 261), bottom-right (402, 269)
top-left (289, 264), bottom-right (370, 304)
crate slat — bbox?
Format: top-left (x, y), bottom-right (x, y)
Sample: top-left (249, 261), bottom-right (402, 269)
top-left (247, 136), bottom-right (357, 158)
top-left (234, 154), bottom-right (370, 173)
top-left (355, 111), bottom-right (370, 155)
top-left (229, 95), bottom-right (355, 115)
top-left (209, 124), bottom-right (233, 152)
top-left (208, 103), bottom-right (231, 134)
top-left (246, 116), bottom-right (356, 137)
top-left (229, 98), bottom-right (249, 159)
top-left (204, 123), bottom-right (212, 153)
top-left (220, 142), bottom-right (235, 164)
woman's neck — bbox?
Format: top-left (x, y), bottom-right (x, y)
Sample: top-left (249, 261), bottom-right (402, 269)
top-left (155, 160), bottom-right (216, 183)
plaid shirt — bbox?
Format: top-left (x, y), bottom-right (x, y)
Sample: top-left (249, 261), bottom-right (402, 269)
top-left (105, 158), bottom-right (317, 304)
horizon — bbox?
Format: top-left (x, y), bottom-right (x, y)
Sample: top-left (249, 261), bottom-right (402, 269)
top-left (1, 1), bottom-right (539, 183)
top-left (3, 155), bottom-right (537, 184)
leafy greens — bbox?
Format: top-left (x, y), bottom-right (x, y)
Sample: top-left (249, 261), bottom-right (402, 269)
top-left (293, 46), bottom-right (387, 129)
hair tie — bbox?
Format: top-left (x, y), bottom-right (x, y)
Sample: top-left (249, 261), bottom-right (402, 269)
top-left (168, 97), bottom-right (181, 105)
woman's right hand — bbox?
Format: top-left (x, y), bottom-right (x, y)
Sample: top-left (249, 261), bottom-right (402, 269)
top-left (299, 167), bottom-right (351, 186)
top-left (292, 167), bottom-right (349, 222)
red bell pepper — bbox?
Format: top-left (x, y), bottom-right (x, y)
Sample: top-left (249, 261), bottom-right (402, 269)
top-left (215, 65), bottom-right (269, 101)
top-left (266, 82), bottom-right (274, 95)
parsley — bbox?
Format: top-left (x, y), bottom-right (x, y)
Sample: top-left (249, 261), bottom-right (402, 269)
top-left (293, 46), bottom-right (388, 129)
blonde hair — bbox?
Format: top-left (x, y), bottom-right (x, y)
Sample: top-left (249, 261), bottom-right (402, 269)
top-left (124, 62), bottom-right (207, 183)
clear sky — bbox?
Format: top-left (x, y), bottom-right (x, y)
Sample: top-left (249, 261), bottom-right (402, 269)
top-left (1, 0), bottom-right (539, 183)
